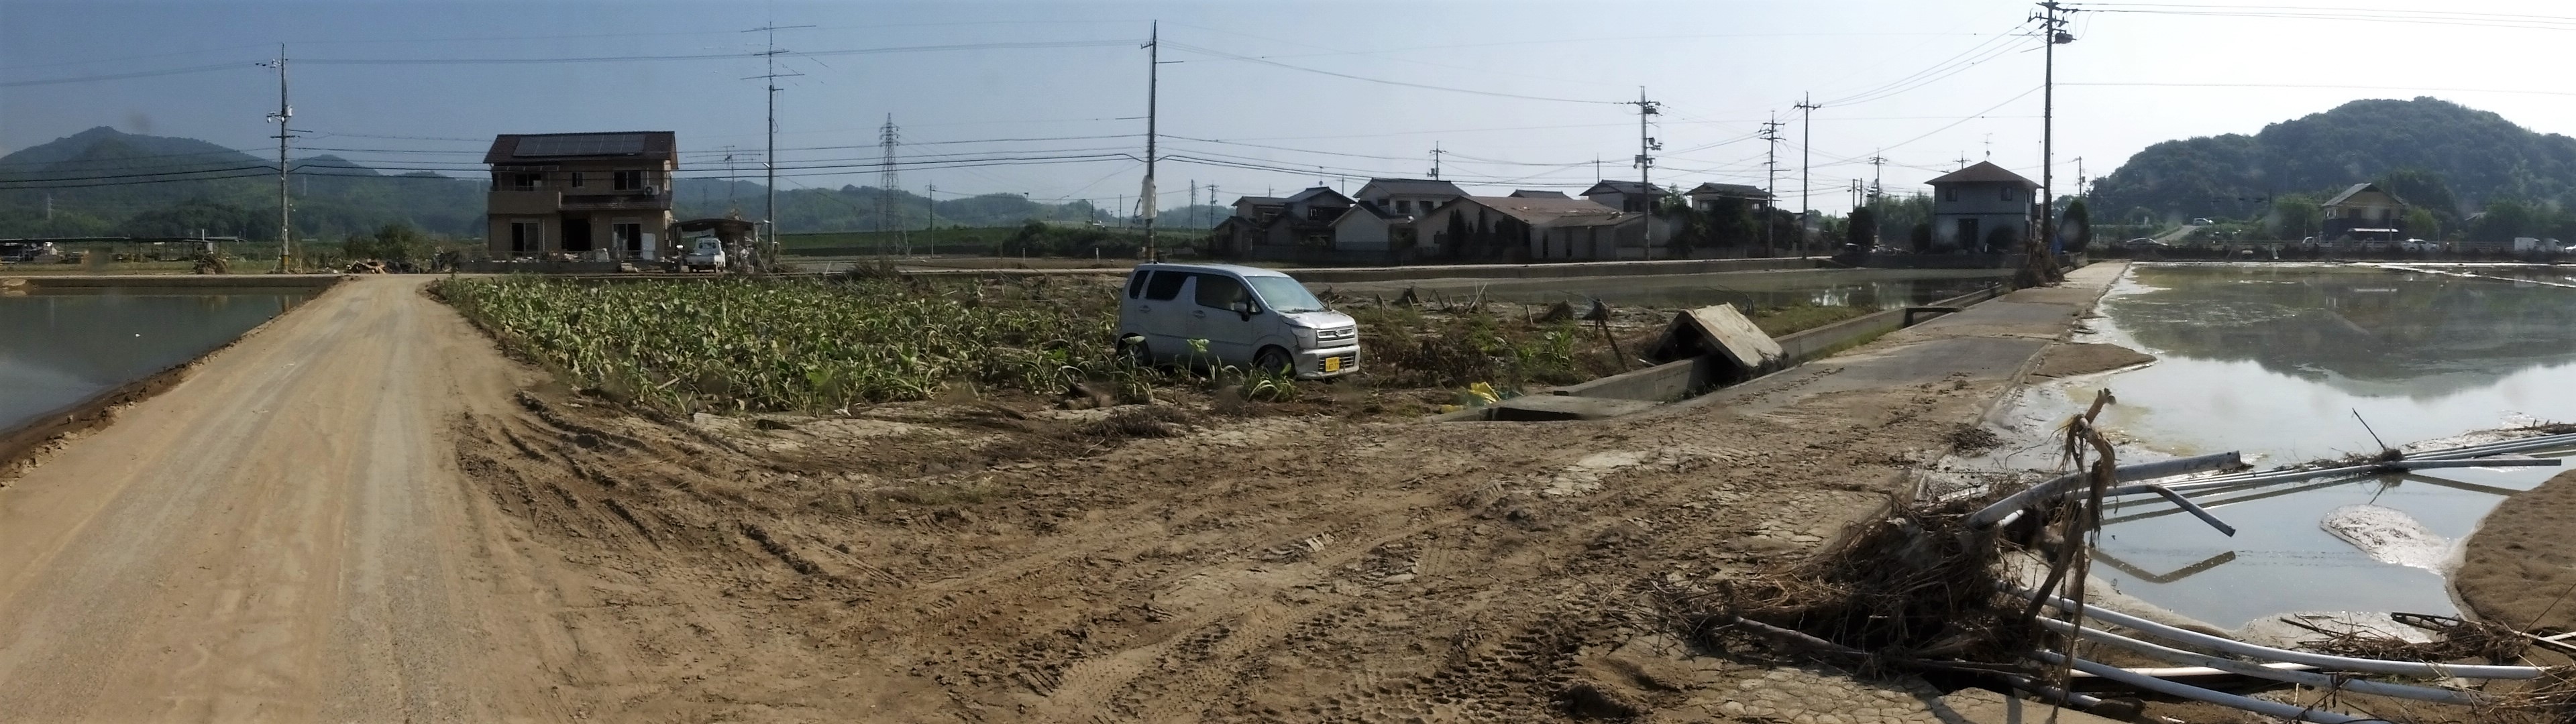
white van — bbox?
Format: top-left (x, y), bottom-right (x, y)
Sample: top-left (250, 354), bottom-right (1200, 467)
top-left (1117, 263), bottom-right (1360, 379)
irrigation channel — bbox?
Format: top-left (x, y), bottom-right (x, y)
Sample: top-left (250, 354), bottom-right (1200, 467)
top-left (0, 282), bottom-right (320, 435)
top-left (1986, 262), bottom-right (2576, 631)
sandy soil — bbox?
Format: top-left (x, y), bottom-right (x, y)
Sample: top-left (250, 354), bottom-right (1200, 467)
top-left (0, 276), bottom-right (569, 721)
top-left (2458, 469), bottom-right (2576, 631)
top-left (0, 265), bottom-right (2122, 722)
top-left (2029, 342), bottom-right (2155, 378)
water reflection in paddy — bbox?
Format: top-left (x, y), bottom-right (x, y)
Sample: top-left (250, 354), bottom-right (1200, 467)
top-left (1, 286), bottom-right (316, 434)
top-left (2004, 263), bottom-right (2576, 628)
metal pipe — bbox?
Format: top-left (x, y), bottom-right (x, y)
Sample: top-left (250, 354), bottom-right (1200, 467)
top-left (2031, 616), bottom-right (2489, 705)
top-left (2149, 456), bottom-right (2556, 498)
top-left (1967, 452), bottom-right (2243, 529)
top-left (2005, 586), bottom-right (2547, 679)
top-left (2133, 483), bottom-right (2235, 536)
top-left (2031, 651), bottom-right (2373, 723)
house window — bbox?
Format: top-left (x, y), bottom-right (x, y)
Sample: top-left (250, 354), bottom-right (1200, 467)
top-left (613, 170), bottom-right (645, 191)
top-left (509, 220), bottom-right (541, 254)
top-left (2000, 187), bottom-right (2013, 201)
top-left (569, 172), bottom-right (586, 188)
top-left (512, 173), bottom-right (541, 192)
top-left (1941, 188), bottom-right (1957, 202)
top-left (612, 222), bottom-right (643, 252)
top-left (1395, 200), bottom-right (1411, 214)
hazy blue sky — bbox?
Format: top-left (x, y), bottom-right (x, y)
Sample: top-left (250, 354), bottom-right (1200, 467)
top-left (8, 1), bottom-right (2576, 215)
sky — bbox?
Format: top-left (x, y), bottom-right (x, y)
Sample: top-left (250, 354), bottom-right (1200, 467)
top-left (9, 0), bottom-right (2576, 217)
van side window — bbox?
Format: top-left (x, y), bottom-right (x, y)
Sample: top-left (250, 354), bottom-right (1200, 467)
top-left (1194, 274), bottom-right (1248, 310)
top-left (1142, 270), bottom-right (1189, 301)
top-left (1126, 270), bottom-right (1149, 299)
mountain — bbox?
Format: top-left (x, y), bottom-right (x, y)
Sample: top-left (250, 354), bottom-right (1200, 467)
top-left (0, 127), bottom-right (1208, 241)
top-left (2094, 97), bottom-right (2576, 221)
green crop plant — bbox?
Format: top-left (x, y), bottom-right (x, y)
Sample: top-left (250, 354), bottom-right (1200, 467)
top-left (434, 275), bottom-right (1131, 413)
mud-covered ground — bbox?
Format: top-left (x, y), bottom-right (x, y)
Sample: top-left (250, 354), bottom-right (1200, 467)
top-left (453, 349), bottom-right (2006, 721)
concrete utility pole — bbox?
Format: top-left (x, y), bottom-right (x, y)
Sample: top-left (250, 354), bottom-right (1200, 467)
top-left (1760, 115), bottom-right (1784, 256)
top-left (259, 45), bottom-right (294, 272)
top-left (1430, 142), bottom-right (1444, 180)
top-left (1627, 88), bottom-right (1660, 258)
top-left (1140, 20), bottom-right (1170, 260)
top-left (1868, 152), bottom-right (1887, 203)
top-left (1796, 94), bottom-right (1817, 232)
top-left (2035, 1), bottom-right (2076, 252)
top-left (747, 23), bottom-right (810, 268)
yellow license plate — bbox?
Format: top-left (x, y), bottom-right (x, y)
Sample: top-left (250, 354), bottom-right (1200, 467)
top-left (1323, 356), bottom-right (1342, 372)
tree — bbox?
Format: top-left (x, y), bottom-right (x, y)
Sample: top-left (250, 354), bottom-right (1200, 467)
top-left (1910, 222), bottom-right (1933, 253)
top-left (2377, 167), bottom-right (2460, 223)
top-left (1442, 209), bottom-right (1468, 257)
top-left (2471, 197), bottom-right (2540, 245)
top-left (2059, 199), bottom-right (2092, 251)
top-left (2266, 194), bottom-right (2320, 240)
top-left (2403, 207), bottom-right (2441, 241)
top-left (1845, 207), bottom-right (1878, 248)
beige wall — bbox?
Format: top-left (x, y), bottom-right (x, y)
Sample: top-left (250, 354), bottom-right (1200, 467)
top-left (484, 157), bottom-right (678, 258)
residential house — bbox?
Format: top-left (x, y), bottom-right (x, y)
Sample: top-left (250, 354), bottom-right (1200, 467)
top-left (1330, 201), bottom-right (1412, 252)
top-left (1579, 180), bottom-right (1662, 213)
top-left (1352, 178), bottom-right (1466, 218)
top-left (1508, 190), bottom-right (1571, 199)
top-left (2320, 183), bottom-right (2408, 241)
top-left (1212, 187), bottom-right (1361, 261)
top-left (484, 131), bottom-right (679, 259)
top-left (1684, 182), bottom-right (1772, 213)
top-left (1261, 186), bottom-right (1353, 249)
top-left (1418, 196), bottom-right (1644, 261)
top-left (1925, 161), bottom-right (2038, 253)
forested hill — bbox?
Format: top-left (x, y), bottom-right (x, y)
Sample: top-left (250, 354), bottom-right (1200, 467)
top-left (0, 127), bottom-right (1207, 239)
top-left (2094, 97), bottom-right (2576, 221)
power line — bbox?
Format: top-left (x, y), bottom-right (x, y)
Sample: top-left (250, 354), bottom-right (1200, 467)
top-left (1161, 41), bottom-right (1620, 105)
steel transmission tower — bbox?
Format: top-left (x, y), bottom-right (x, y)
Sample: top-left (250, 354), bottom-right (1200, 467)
top-left (877, 115), bottom-right (900, 232)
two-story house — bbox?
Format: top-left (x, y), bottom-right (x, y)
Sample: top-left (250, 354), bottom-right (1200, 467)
top-left (1925, 161), bottom-right (2038, 253)
top-left (1351, 178), bottom-right (1466, 218)
top-left (484, 131), bottom-right (679, 260)
top-left (2320, 182), bottom-right (2408, 241)
top-left (1684, 182), bottom-right (1772, 213)
top-left (1579, 180), bottom-right (1662, 213)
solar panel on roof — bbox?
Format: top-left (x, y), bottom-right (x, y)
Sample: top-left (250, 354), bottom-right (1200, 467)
top-left (514, 133), bottom-right (647, 157)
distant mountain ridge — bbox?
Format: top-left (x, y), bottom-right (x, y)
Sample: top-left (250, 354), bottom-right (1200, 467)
top-left (2095, 97), bottom-right (2576, 220)
top-left (0, 127), bottom-right (1199, 240)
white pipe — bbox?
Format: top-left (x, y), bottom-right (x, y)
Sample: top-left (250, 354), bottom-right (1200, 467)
top-left (2005, 586), bottom-right (2547, 680)
top-left (1968, 452), bottom-right (2243, 528)
top-left (2032, 651), bottom-right (2373, 723)
top-left (2032, 615), bottom-right (2490, 705)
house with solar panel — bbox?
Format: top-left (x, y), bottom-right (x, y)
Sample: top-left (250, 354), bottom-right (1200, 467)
top-left (484, 131), bottom-right (679, 261)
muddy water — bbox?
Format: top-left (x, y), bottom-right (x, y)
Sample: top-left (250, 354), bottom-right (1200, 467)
top-left (2004, 263), bottom-right (2576, 628)
top-left (0, 286), bottom-right (315, 434)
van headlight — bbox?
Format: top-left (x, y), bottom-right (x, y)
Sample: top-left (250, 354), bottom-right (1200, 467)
top-left (1293, 325), bottom-right (1319, 348)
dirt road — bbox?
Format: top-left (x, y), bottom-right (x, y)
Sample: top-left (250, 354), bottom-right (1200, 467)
top-left (0, 276), bottom-right (566, 722)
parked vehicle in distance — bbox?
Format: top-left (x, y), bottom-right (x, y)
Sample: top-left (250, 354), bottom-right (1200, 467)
top-left (2190, 217), bottom-right (2214, 225)
top-left (681, 235), bottom-right (727, 271)
top-left (2400, 238), bottom-right (2435, 253)
top-left (1116, 263), bottom-right (1360, 379)
top-left (2359, 239), bottom-right (2392, 252)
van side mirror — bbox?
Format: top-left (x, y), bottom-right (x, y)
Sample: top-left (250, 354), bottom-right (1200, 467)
top-left (1231, 300), bottom-right (1254, 320)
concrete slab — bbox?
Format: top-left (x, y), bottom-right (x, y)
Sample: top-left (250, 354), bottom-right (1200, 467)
top-left (1927, 687), bottom-right (2124, 724)
top-left (1483, 394), bottom-right (1662, 421)
top-left (1654, 304), bottom-right (1783, 370)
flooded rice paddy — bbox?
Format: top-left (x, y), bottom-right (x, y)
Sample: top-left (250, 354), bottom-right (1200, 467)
top-left (1, 286), bottom-right (317, 434)
top-left (2000, 263), bottom-right (2576, 629)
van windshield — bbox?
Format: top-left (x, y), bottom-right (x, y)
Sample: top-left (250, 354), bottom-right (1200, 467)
top-left (1244, 276), bottom-right (1325, 314)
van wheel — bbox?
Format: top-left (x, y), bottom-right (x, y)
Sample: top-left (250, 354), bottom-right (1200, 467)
top-left (1254, 346), bottom-right (1295, 375)
top-left (1118, 338), bottom-right (1151, 367)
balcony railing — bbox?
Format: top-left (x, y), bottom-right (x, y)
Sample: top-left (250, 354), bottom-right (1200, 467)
top-left (561, 190), bottom-right (674, 211)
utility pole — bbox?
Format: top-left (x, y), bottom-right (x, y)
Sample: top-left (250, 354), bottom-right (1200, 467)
top-left (1796, 94), bottom-right (1818, 235)
top-left (1868, 152), bottom-right (1887, 204)
top-left (1430, 142), bottom-right (1444, 180)
top-left (1140, 20), bottom-right (1172, 260)
top-left (722, 145), bottom-right (740, 210)
top-left (925, 184), bottom-right (936, 231)
top-left (259, 45), bottom-right (294, 272)
top-left (1188, 180), bottom-right (1198, 229)
top-left (747, 23), bottom-right (810, 269)
top-left (2035, 1), bottom-right (2076, 253)
top-left (877, 114), bottom-right (899, 232)
top-left (1627, 88), bottom-right (1661, 258)
top-left (1760, 114), bottom-right (1784, 257)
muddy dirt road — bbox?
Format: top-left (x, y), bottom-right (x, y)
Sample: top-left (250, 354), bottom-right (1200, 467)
top-left (0, 276), bottom-right (566, 721)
